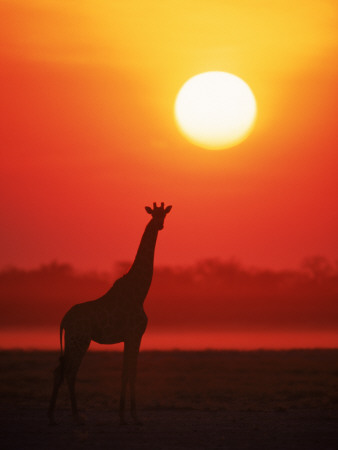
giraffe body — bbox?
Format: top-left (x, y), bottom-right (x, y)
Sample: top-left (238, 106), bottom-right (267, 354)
top-left (48, 203), bottom-right (171, 425)
top-left (61, 274), bottom-right (148, 346)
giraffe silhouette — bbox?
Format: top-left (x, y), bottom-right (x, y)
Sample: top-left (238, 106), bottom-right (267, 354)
top-left (48, 202), bottom-right (172, 425)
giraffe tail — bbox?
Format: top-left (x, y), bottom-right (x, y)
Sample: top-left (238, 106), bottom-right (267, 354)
top-left (59, 317), bottom-right (65, 357)
top-left (57, 318), bottom-right (66, 378)
top-left (51, 318), bottom-right (66, 388)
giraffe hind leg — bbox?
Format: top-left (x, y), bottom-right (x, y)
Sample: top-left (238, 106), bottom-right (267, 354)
top-left (48, 356), bottom-right (65, 425)
top-left (64, 340), bottom-right (89, 424)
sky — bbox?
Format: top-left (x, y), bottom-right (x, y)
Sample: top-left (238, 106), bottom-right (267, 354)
top-left (0, 1), bottom-right (337, 348)
top-left (1, 0), bottom-right (337, 271)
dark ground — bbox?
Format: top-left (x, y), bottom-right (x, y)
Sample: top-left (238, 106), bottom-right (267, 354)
top-left (0, 350), bottom-right (337, 449)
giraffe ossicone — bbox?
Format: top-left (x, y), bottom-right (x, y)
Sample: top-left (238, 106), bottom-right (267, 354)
top-left (48, 203), bottom-right (172, 425)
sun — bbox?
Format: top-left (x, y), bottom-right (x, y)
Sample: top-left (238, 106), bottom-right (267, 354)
top-left (174, 71), bottom-right (257, 150)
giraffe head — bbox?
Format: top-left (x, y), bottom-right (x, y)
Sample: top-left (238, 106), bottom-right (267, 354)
top-left (145, 202), bottom-right (172, 230)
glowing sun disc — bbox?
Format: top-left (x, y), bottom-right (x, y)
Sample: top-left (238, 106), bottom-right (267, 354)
top-left (174, 71), bottom-right (257, 150)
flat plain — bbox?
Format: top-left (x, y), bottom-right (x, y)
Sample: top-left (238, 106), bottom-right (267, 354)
top-left (1, 350), bottom-right (337, 449)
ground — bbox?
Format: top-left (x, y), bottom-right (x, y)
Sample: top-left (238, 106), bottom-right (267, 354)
top-left (1, 350), bottom-right (337, 449)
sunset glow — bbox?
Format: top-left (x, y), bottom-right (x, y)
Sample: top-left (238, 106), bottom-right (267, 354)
top-left (175, 72), bottom-right (257, 149)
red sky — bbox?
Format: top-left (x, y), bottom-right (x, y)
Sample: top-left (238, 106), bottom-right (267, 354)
top-left (0, 1), bottom-right (337, 348)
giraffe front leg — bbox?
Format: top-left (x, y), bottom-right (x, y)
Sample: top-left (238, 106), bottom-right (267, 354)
top-left (128, 339), bottom-right (142, 425)
top-left (119, 339), bottom-right (142, 425)
top-left (130, 366), bottom-right (142, 425)
top-left (119, 343), bottom-right (129, 425)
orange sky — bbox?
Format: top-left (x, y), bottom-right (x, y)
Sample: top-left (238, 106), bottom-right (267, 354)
top-left (1, 0), bottom-right (337, 272)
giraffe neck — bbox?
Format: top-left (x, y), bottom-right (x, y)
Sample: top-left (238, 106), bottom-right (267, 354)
top-left (128, 219), bottom-right (158, 283)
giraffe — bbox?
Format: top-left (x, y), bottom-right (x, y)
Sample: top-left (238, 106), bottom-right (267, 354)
top-left (48, 202), bottom-right (172, 425)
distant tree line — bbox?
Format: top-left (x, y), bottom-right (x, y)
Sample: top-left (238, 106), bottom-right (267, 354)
top-left (0, 257), bottom-right (337, 330)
